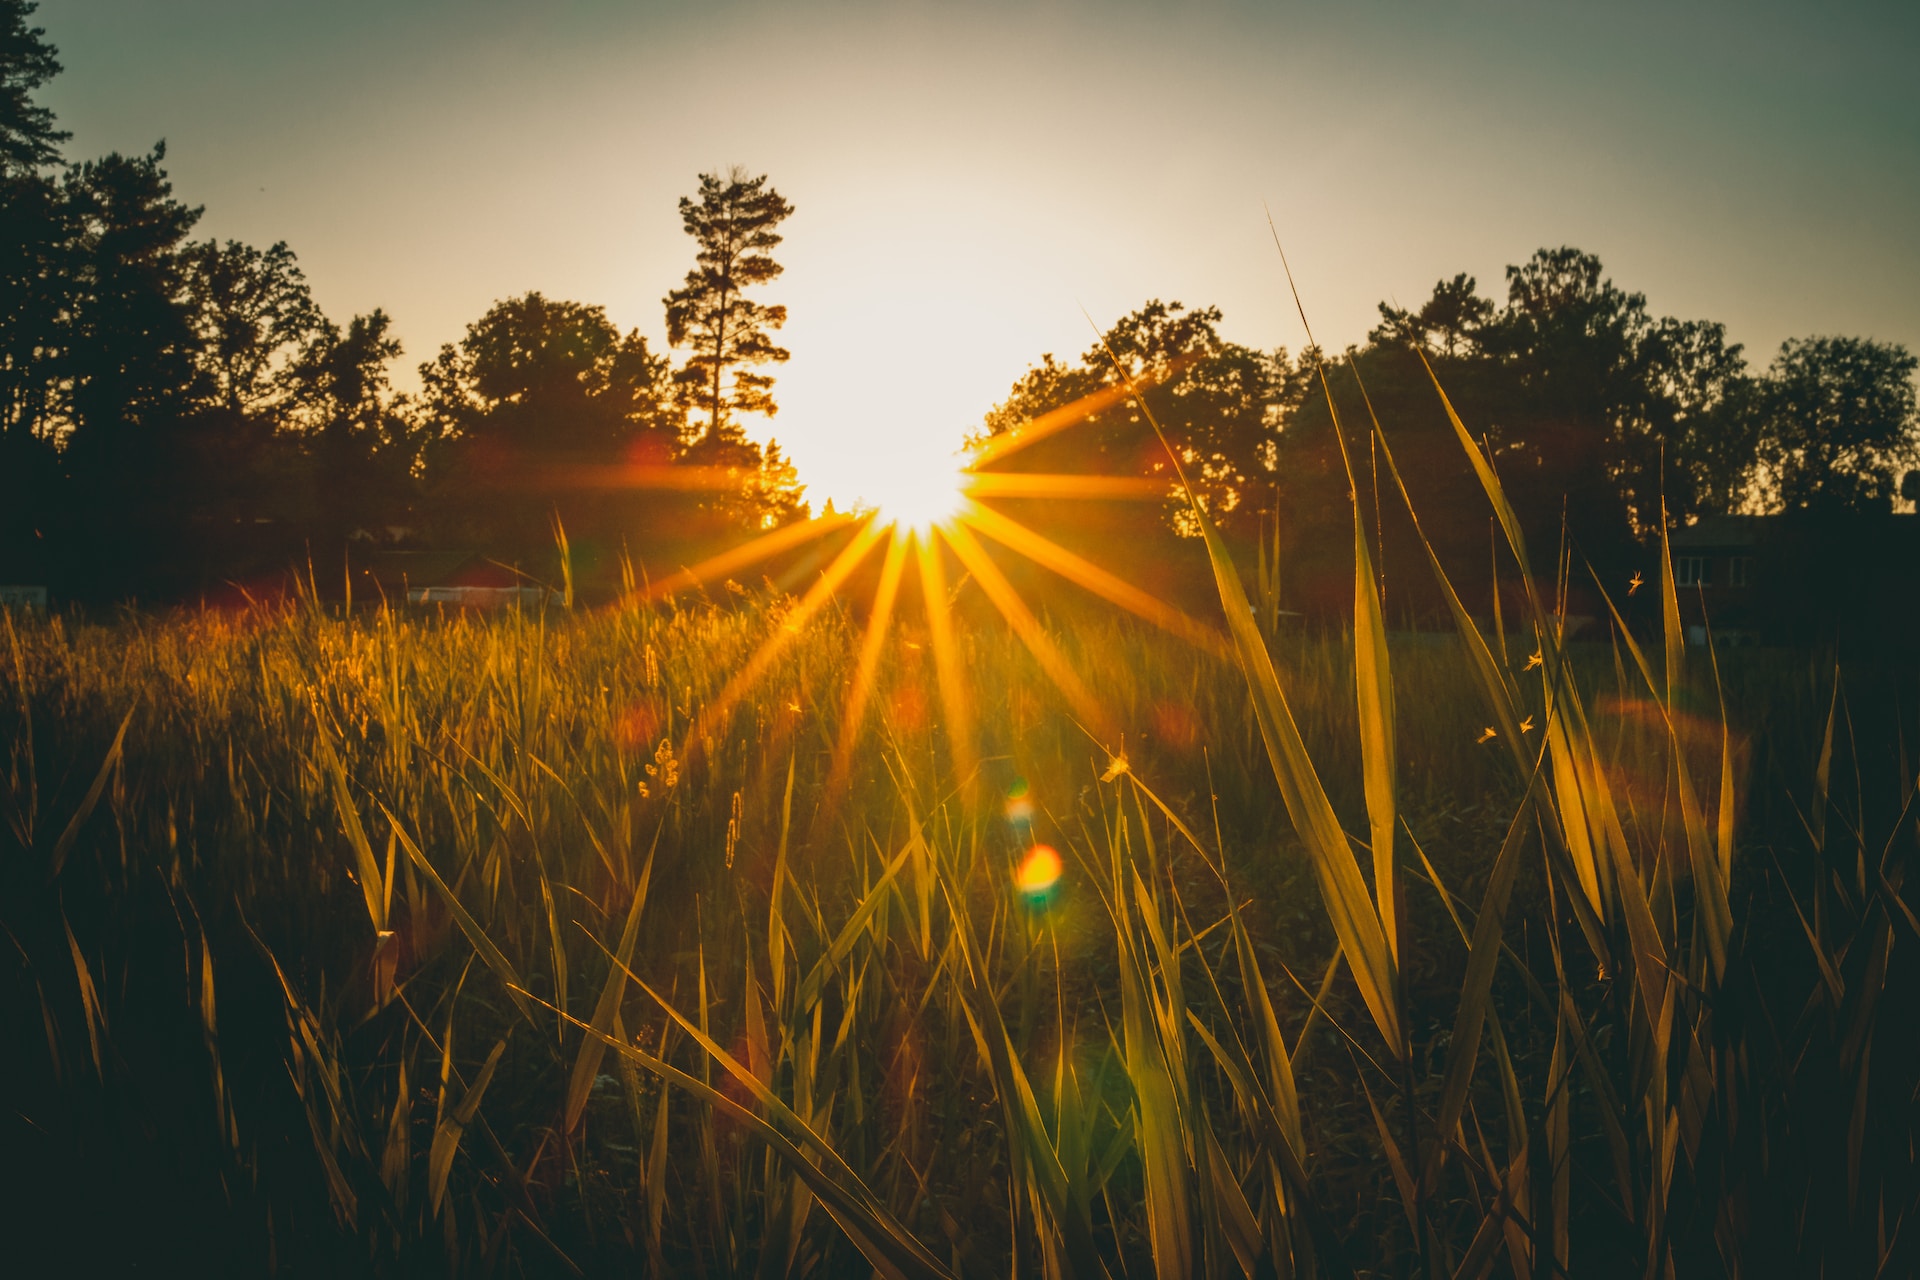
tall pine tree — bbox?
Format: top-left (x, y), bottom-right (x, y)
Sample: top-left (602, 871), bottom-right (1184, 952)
top-left (663, 167), bottom-right (793, 452)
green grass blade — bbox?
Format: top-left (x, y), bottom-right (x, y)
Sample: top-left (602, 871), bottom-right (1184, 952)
top-left (428, 1035), bottom-right (507, 1216)
top-left (46, 705), bottom-right (132, 882)
top-left (563, 830), bottom-right (658, 1132)
top-left (385, 805), bottom-right (536, 1025)
top-left (1422, 788), bottom-right (1535, 1196)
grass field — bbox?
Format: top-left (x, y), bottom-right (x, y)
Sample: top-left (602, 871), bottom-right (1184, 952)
top-left (4, 422), bottom-right (1918, 1277)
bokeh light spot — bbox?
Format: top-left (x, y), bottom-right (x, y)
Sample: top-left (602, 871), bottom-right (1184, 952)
top-left (1015, 844), bottom-right (1062, 898)
top-left (1005, 776), bottom-right (1034, 823)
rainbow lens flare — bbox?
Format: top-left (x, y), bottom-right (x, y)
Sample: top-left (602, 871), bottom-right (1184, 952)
top-left (1005, 777), bottom-right (1034, 824)
top-left (1014, 844), bottom-right (1063, 898)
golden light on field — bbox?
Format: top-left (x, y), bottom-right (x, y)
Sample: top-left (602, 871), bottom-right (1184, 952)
top-left (608, 373), bottom-right (1230, 804)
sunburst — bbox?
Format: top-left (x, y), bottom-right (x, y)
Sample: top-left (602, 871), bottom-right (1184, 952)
top-left (588, 375), bottom-right (1225, 811)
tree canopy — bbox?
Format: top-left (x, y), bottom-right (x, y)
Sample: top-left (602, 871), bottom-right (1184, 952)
top-left (1753, 336), bottom-right (1919, 512)
top-left (0, 0), bottom-right (65, 173)
top-left (0, 16), bottom-right (811, 598)
top-left (2, 7), bottom-right (1914, 609)
top-left (976, 300), bottom-right (1304, 535)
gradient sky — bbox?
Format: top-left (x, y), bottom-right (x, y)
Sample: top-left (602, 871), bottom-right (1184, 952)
top-left (36, 0), bottom-right (1920, 509)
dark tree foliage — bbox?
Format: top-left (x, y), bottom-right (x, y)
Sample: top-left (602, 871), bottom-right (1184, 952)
top-left (0, 17), bottom-right (807, 601)
top-left (978, 300), bottom-right (1304, 536)
top-left (183, 239), bottom-right (325, 417)
top-left (1480, 248), bottom-right (1673, 537)
top-left (58, 146), bottom-right (207, 595)
top-left (0, 164), bottom-right (64, 582)
top-left (1277, 344), bottom-right (1562, 621)
top-left (0, 2), bottom-right (61, 567)
top-left (0, 0), bottom-right (65, 174)
top-left (0, 164), bottom-right (60, 440)
top-left (289, 308), bottom-right (411, 553)
top-left (1754, 336), bottom-right (1919, 513)
top-left (176, 238), bottom-right (328, 567)
top-left (415, 292), bottom-right (685, 563)
top-left (1634, 316), bottom-right (1755, 517)
top-left (1372, 273), bottom-right (1494, 358)
top-left (664, 168), bottom-right (793, 444)
top-left (661, 167), bottom-right (806, 531)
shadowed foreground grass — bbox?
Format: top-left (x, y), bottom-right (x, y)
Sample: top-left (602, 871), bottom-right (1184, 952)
top-left (1, 566), bottom-right (1913, 1276)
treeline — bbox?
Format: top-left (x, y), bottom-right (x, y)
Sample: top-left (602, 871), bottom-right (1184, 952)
top-left (0, 4), bottom-right (801, 602)
top-left (979, 253), bottom-right (1919, 617)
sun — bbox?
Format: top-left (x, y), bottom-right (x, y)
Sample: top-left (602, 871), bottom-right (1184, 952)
top-left (613, 372), bottom-right (1234, 808)
top-left (867, 463), bottom-right (969, 534)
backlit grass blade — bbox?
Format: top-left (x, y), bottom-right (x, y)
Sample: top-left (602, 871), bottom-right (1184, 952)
top-left (45, 705), bottom-right (132, 882)
top-left (941, 875), bottom-right (1115, 1279)
top-left (1203, 1122), bottom-right (1264, 1279)
top-left (563, 830), bottom-right (658, 1132)
top-left (385, 805), bottom-right (536, 1025)
top-left (1338, 357), bottom-right (1400, 963)
top-left (1115, 865), bottom-right (1194, 1280)
top-left (1108, 343), bottom-right (1403, 1054)
top-left (539, 985), bottom-right (957, 1280)
top-left (62, 911), bottom-right (107, 1076)
top-left (312, 702), bottom-right (387, 933)
top-left (1658, 507), bottom-right (1684, 708)
top-left (429, 1035), bottom-right (507, 1216)
top-left (791, 833), bottom-right (916, 1013)
top-left (1658, 509), bottom-right (1733, 977)
top-left (1422, 783), bottom-right (1536, 1196)
top-left (1589, 573), bottom-right (1731, 980)
top-left (1414, 349), bottom-right (1541, 622)
top-left (1371, 422), bottom-right (1526, 770)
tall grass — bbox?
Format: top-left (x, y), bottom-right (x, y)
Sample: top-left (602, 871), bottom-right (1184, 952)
top-left (2, 436), bottom-right (1915, 1275)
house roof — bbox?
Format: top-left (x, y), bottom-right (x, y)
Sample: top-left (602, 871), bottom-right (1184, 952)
top-left (1670, 515), bottom-right (1769, 549)
top-left (360, 551), bottom-right (526, 590)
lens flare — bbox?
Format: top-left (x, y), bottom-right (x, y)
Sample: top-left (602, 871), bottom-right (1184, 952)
top-left (1014, 844), bottom-right (1063, 898)
top-left (1005, 777), bottom-right (1034, 824)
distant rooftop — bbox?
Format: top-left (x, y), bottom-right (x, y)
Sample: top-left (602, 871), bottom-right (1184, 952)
top-left (1669, 515), bottom-right (1769, 549)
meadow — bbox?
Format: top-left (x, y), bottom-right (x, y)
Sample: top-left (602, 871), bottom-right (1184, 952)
top-left (4, 432), bottom-right (1917, 1278)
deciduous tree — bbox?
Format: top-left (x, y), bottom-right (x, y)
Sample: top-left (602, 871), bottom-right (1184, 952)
top-left (978, 300), bottom-right (1301, 535)
top-left (416, 293), bottom-right (683, 557)
top-left (1754, 336), bottom-right (1918, 512)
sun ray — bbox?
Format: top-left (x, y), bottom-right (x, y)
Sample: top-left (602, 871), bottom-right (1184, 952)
top-left (529, 463), bottom-right (776, 493)
top-left (937, 520), bottom-right (1112, 744)
top-left (824, 528), bottom-right (912, 802)
top-left (687, 517), bottom-right (887, 757)
top-left (957, 501), bottom-right (1230, 658)
top-left (643, 512), bottom-right (855, 602)
top-left (961, 472), bottom-right (1170, 501)
top-left (915, 529), bottom-right (978, 795)
top-left (966, 353), bottom-right (1196, 471)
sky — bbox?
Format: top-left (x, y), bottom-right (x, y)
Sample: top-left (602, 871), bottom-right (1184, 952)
top-left (34, 0), bottom-right (1920, 511)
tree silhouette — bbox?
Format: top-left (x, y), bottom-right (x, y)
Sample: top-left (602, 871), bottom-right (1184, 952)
top-left (1755, 336), bottom-right (1919, 512)
top-left (178, 238), bottom-right (326, 550)
top-left (1371, 273), bottom-right (1494, 358)
top-left (0, 169), bottom-right (61, 446)
top-left (978, 300), bottom-right (1301, 535)
top-left (1632, 316), bottom-right (1753, 517)
top-left (0, 0), bottom-right (66, 174)
top-left (417, 293), bottom-right (682, 559)
top-left (664, 168), bottom-right (793, 446)
top-left (183, 239), bottom-right (324, 417)
top-left (60, 146), bottom-right (204, 594)
top-left (291, 309), bottom-right (408, 551)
